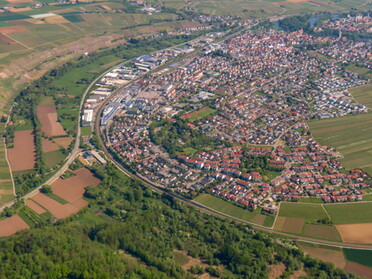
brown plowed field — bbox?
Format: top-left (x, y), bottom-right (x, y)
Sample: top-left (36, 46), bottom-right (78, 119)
top-left (337, 223), bottom-right (372, 244)
top-left (42, 138), bottom-right (59, 153)
top-left (0, 34), bottom-right (15, 43)
top-left (0, 215), bottom-right (29, 237)
top-left (26, 199), bottom-right (46, 214)
top-left (31, 193), bottom-right (85, 220)
top-left (54, 137), bottom-right (73, 148)
top-left (37, 105), bottom-right (67, 137)
top-left (7, 130), bottom-right (35, 171)
top-left (0, 26), bottom-right (28, 34)
top-left (298, 244), bottom-right (346, 268)
top-left (345, 262), bottom-right (372, 279)
top-left (51, 168), bottom-right (101, 203)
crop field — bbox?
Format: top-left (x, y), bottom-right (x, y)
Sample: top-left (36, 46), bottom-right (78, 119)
top-left (273, 216), bottom-right (304, 233)
top-left (336, 223), bottom-right (372, 244)
top-left (41, 138), bottom-right (59, 153)
top-left (194, 194), bottom-right (260, 222)
top-left (302, 224), bottom-right (342, 241)
top-left (53, 137), bottom-right (73, 149)
top-left (345, 262), bottom-right (372, 279)
top-left (7, 130), bottom-right (35, 172)
top-left (344, 249), bottom-right (372, 268)
top-left (298, 244), bottom-right (346, 269)
top-left (44, 149), bottom-right (66, 168)
top-left (51, 167), bottom-right (101, 204)
top-left (324, 202), bottom-right (372, 224)
top-left (31, 192), bottom-right (88, 220)
top-left (350, 84), bottom-right (372, 109)
top-left (0, 215), bottom-right (29, 237)
top-left (278, 202), bottom-right (328, 220)
top-left (308, 112), bottom-right (372, 173)
top-left (37, 103), bottom-right (67, 137)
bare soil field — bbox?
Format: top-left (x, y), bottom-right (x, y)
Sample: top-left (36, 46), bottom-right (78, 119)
top-left (7, 130), bottom-right (35, 171)
top-left (31, 193), bottom-right (87, 220)
top-left (37, 105), bottom-right (67, 137)
top-left (274, 216), bottom-right (304, 234)
top-left (42, 138), bottom-right (59, 153)
top-left (298, 244), bottom-right (346, 268)
top-left (0, 26), bottom-right (29, 34)
top-left (0, 215), bottom-right (29, 237)
top-left (336, 223), bottom-right (372, 244)
top-left (269, 263), bottom-right (286, 279)
top-left (51, 167), bottom-right (101, 203)
top-left (54, 136), bottom-right (73, 148)
top-left (26, 199), bottom-right (46, 214)
top-left (345, 262), bottom-right (372, 279)
top-left (45, 15), bottom-right (70, 25)
top-left (0, 34), bottom-right (15, 44)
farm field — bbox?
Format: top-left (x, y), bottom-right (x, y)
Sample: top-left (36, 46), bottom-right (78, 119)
top-left (50, 167), bottom-right (101, 204)
top-left (345, 262), bottom-right (372, 279)
top-left (278, 202), bottom-right (328, 220)
top-left (31, 192), bottom-right (88, 220)
top-left (41, 138), bottom-right (59, 153)
top-left (324, 202), bottom-right (372, 224)
top-left (7, 130), bottom-right (35, 171)
top-left (349, 84), bottom-right (372, 109)
top-left (273, 216), bottom-right (304, 233)
top-left (302, 224), bottom-right (342, 241)
top-left (298, 244), bottom-right (346, 269)
top-left (336, 223), bottom-right (372, 244)
top-left (308, 112), bottom-right (372, 173)
top-left (37, 101), bottom-right (67, 137)
top-left (0, 215), bottom-right (29, 237)
top-left (44, 149), bottom-right (66, 168)
top-left (194, 194), bottom-right (260, 222)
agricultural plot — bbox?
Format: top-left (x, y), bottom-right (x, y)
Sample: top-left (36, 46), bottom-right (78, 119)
top-left (194, 194), bottom-right (259, 222)
top-left (302, 224), bottom-right (342, 241)
top-left (7, 130), bottom-right (35, 172)
top-left (51, 167), bottom-right (101, 204)
top-left (0, 215), bottom-right (29, 237)
top-left (278, 202), bottom-right (328, 220)
top-left (344, 249), bottom-right (372, 268)
top-left (298, 244), bottom-right (346, 269)
top-left (31, 192), bottom-right (88, 220)
top-left (44, 149), bottom-right (66, 168)
top-left (345, 262), bottom-right (372, 279)
top-left (336, 223), bottom-right (372, 244)
top-left (324, 202), bottom-right (372, 224)
top-left (349, 84), bottom-right (372, 109)
top-left (273, 216), bottom-right (304, 233)
top-left (37, 101), bottom-right (67, 137)
top-left (41, 138), bottom-right (59, 153)
top-left (308, 112), bottom-right (372, 172)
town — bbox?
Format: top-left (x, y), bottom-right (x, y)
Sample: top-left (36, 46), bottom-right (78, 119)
top-left (85, 25), bottom-right (371, 214)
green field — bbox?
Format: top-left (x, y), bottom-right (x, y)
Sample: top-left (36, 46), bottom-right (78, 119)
top-left (194, 194), bottom-right (259, 222)
top-left (188, 108), bottom-right (216, 122)
top-left (44, 149), bottom-right (66, 168)
top-left (308, 112), bottom-right (372, 172)
top-left (344, 249), bottom-right (372, 268)
top-left (346, 65), bottom-right (372, 80)
top-left (349, 84), bottom-right (372, 109)
top-left (278, 202), bottom-right (328, 221)
top-left (302, 224), bottom-right (342, 241)
top-left (324, 202), bottom-right (372, 224)
top-left (81, 126), bottom-right (92, 137)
